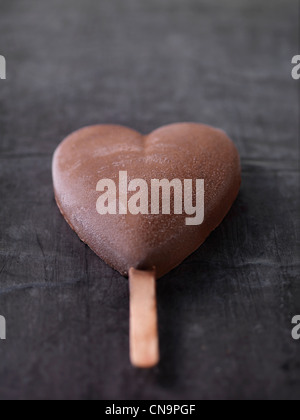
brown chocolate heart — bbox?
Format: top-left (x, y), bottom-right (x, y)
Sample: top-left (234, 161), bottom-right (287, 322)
top-left (52, 123), bottom-right (241, 279)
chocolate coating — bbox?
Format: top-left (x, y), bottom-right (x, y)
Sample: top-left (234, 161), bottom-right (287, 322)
top-left (52, 123), bottom-right (241, 278)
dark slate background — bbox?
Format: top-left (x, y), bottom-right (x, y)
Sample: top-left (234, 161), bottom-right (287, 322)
top-left (0, 0), bottom-right (299, 400)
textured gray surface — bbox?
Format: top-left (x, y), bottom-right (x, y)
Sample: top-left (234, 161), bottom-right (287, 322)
top-left (0, 0), bottom-right (299, 400)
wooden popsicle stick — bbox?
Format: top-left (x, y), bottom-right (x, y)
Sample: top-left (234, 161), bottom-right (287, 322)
top-left (129, 267), bottom-right (159, 368)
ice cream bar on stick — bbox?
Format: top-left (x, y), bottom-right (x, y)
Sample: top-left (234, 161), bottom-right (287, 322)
top-left (52, 123), bottom-right (241, 368)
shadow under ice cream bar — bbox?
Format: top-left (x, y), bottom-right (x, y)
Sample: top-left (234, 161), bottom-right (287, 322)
top-left (52, 123), bottom-right (241, 368)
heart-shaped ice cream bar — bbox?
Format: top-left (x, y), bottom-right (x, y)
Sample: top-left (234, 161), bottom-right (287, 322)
top-left (53, 123), bottom-right (241, 277)
top-left (52, 123), bottom-right (241, 367)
